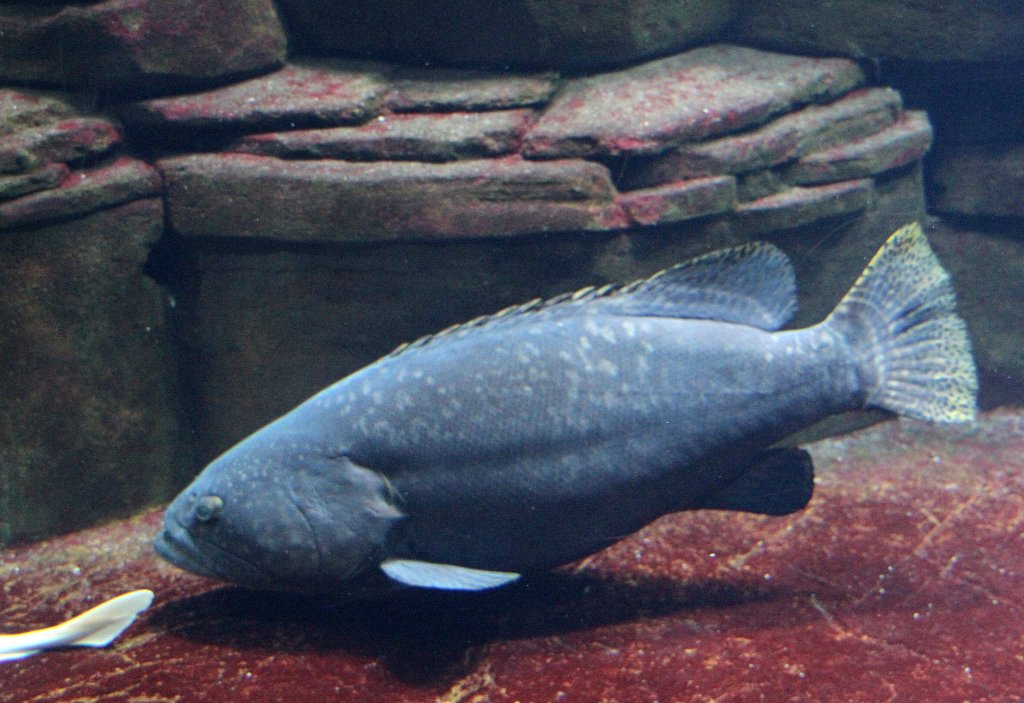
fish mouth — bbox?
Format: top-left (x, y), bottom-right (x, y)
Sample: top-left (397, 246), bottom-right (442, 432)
top-left (154, 514), bottom-right (263, 586)
top-left (154, 519), bottom-right (222, 581)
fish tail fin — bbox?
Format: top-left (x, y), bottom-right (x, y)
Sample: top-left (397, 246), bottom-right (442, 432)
top-left (824, 222), bottom-right (977, 423)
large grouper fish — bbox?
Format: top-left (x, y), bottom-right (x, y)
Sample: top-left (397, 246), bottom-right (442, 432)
top-left (155, 223), bottom-right (977, 594)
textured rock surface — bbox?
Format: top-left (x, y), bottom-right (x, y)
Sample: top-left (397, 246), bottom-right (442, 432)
top-left (232, 110), bottom-right (534, 162)
top-left (383, 68), bottom-right (558, 112)
top-left (622, 88), bottom-right (904, 188)
top-left (735, 179), bottom-right (876, 236)
top-left (618, 176), bottom-right (736, 227)
top-left (0, 89), bottom-right (76, 137)
top-left (123, 62), bottom-right (391, 137)
top-left (158, 154), bottom-right (621, 242)
top-left (0, 89), bottom-right (162, 231)
top-left (522, 45), bottom-right (864, 159)
top-left (736, 1), bottom-right (1024, 62)
top-left (0, 163), bottom-right (68, 201)
top-left (783, 111), bottom-right (932, 185)
top-left (930, 143), bottom-right (1024, 219)
top-left (276, 0), bottom-right (737, 70)
top-left (0, 199), bottom-right (191, 546)
top-left (128, 46), bottom-right (925, 243)
top-left (0, 158), bottom-right (162, 230)
top-left (0, 0), bottom-right (286, 92)
top-left (0, 90), bottom-right (189, 546)
top-left (3, 411), bottom-right (1023, 701)
top-left (0, 118), bottom-right (122, 174)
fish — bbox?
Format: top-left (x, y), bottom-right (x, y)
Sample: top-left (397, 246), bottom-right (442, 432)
top-left (0, 589), bottom-right (153, 662)
top-left (155, 223), bottom-right (977, 594)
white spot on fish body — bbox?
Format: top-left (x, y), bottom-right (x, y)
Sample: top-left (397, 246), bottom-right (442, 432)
top-left (583, 318), bottom-right (617, 344)
top-left (596, 359), bottom-right (618, 377)
top-left (395, 390), bottom-right (413, 411)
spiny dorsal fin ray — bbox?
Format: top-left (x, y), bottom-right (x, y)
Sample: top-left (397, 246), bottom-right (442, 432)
top-left (593, 241), bottom-right (797, 329)
top-left (385, 241), bottom-right (796, 360)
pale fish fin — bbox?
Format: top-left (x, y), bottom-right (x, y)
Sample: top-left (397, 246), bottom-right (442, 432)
top-left (0, 589), bottom-right (154, 663)
top-left (380, 559), bottom-right (521, 591)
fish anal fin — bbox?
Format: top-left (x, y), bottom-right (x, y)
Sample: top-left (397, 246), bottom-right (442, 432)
top-left (697, 448), bottom-right (814, 516)
top-left (380, 559), bottom-right (521, 591)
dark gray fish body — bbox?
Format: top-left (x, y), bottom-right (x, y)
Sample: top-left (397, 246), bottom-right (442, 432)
top-left (156, 224), bottom-right (977, 593)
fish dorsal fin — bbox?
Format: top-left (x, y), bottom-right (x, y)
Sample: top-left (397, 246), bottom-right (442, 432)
top-left (380, 559), bottom-right (521, 591)
top-left (597, 242), bottom-right (797, 330)
top-left (384, 241), bottom-right (795, 360)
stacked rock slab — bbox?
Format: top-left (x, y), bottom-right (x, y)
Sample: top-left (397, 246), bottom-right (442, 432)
top-left (0, 1), bottom-right (286, 93)
top-left (135, 45), bottom-right (928, 244)
top-left (0, 89), bottom-right (191, 545)
top-left (109, 44), bottom-right (933, 456)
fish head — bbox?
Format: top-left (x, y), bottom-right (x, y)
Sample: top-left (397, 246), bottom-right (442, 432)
top-left (155, 427), bottom-right (403, 592)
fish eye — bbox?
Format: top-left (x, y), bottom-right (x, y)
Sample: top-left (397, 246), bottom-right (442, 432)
top-left (194, 495), bottom-right (224, 523)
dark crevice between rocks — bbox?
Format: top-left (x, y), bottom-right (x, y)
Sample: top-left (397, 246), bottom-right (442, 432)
top-left (95, 64), bottom-right (288, 107)
top-left (142, 232), bottom-right (204, 479)
top-left (887, 59), bottom-right (1024, 144)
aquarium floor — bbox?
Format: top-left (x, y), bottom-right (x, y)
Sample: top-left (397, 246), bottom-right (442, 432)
top-left (3, 410), bottom-right (1024, 702)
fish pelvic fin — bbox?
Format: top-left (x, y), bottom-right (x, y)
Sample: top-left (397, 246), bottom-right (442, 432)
top-left (380, 559), bottom-right (521, 591)
top-left (696, 448), bottom-right (814, 516)
top-left (824, 222), bottom-right (977, 423)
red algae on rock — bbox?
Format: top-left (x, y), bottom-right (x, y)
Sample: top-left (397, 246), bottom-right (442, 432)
top-left (2, 410), bottom-right (1024, 702)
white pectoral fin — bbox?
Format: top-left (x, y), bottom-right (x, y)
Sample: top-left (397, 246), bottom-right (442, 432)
top-left (380, 559), bottom-right (521, 591)
top-left (0, 589), bottom-right (154, 663)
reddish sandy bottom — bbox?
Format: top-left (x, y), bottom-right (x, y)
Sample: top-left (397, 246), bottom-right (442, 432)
top-left (2, 411), bottom-right (1023, 702)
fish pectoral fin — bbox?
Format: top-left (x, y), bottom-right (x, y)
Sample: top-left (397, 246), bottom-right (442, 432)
top-left (380, 559), bottom-right (521, 591)
top-left (0, 589), bottom-right (154, 663)
top-left (696, 448), bottom-right (814, 516)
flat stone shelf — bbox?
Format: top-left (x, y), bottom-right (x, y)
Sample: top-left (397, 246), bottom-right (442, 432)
top-left (104, 44), bottom-right (924, 243)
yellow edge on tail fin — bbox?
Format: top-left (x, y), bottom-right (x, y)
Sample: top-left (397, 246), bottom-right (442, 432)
top-left (825, 222), bottom-right (978, 424)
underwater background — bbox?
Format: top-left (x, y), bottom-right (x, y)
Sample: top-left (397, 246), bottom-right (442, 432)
top-left (1, 1), bottom-right (1023, 701)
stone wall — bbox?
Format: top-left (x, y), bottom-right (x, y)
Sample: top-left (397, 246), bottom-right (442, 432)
top-left (1, 1), bottom-right (1021, 543)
